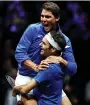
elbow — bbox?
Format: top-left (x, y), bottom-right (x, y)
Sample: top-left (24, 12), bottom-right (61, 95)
top-left (71, 63), bottom-right (77, 76)
top-left (14, 52), bottom-right (22, 65)
top-left (14, 52), bottom-right (19, 62)
top-left (66, 62), bottom-right (77, 76)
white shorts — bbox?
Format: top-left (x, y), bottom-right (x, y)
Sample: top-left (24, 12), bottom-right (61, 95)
top-left (15, 73), bottom-right (34, 96)
top-left (62, 90), bottom-right (66, 98)
top-left (15, 73), bottom-right (66, 98)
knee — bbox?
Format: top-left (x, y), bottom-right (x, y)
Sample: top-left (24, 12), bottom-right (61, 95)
top-left (24, 99), bottom-right (37, 105)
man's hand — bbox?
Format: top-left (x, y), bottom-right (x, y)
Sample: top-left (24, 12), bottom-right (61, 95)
top-left (45, 56), bottom-right (62, 64)
top-left (12, 86), bottom-right (21, 96)
top-left (12, 85), bottom-right (26, 96)
top-left (37, 56), bottom-right (61, 71)
top-left (44, 55), bottom-right (68, 66)
top-left (37, 60), bottom-right (49, 71)
top-left (37, 56), bottom-right (67, 71)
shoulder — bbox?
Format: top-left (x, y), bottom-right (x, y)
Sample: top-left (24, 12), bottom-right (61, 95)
top-left (60, 31), bottom-right (72, 48)
top-left (36, 64), bottom-right (64, 80)
top-left (23, 22), bottom-right (42, 35)
top-left (27, 22), bottom-right (42, 30)
top-left (38, 64), bottom-right (60, 74)
top-left (62, 32), bottom-right (71, 43)
top-left (59, 28), bottom-right (70, 43)
top-left (48, 64), bottom-right (64, 78)
top-left (48, 64), bottom-right (61, 72)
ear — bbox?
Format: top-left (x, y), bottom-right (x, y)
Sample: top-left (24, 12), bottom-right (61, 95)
top-left (56, 17), bottom-right (60, 22)
top-left (51, 48), bottom-right (56, 53)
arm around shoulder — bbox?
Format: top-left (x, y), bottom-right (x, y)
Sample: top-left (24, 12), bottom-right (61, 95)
top-left (62, 36), bottom-right (77, 76)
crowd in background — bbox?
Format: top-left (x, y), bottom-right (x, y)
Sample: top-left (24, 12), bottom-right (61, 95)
top-left (0, 1), bottom-right (90, 105)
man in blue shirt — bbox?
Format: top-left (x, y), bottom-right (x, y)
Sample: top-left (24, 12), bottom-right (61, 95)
top-left (14, 1), bottom-right (77, 105)
top-left (13, 30), bottom-right (67, 105)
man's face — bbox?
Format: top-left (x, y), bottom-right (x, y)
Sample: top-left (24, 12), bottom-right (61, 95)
top-left (40, 37), bottom-right (54, 57)
top-left (40, 9), bottom-right (59, 32)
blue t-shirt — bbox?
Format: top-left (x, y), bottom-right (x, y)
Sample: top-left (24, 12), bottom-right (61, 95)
top-left (34, 63), bottom-right (64, 105)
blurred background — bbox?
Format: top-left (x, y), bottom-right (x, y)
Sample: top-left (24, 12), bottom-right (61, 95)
top-left (0, 1), bottom-right (90, 105)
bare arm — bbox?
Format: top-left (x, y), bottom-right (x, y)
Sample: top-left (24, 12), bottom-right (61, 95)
top-left (23, 60), bottom-right (39, 72)
top-left (12, 79), bottom-right (37, 96)
top-left (44, 56), bottom-right (68, 66)
top-left (23, 60), bottom-right (49, 72)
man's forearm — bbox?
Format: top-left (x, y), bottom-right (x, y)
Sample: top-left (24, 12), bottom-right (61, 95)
top-left (44, 56), bottom-right (68, 66)
top-left (21, 79), bottom-right (37, 94)
top-left (23, 59), bottom-right (50, 72)
top-left (23, 60), bottom-right (38, 72)
top-left (58, 57), bottom-right (68, 66)
top-left (12, 79), bottom-right (37, 96)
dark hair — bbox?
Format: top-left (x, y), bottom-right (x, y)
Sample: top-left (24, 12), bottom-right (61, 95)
top-left (50, 30), bottom-right (66, 55)
top-left (41, 2), bottom-right (60, 18)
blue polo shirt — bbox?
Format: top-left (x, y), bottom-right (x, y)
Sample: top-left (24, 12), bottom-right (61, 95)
top-left (15, 23), bottom-right (45, 77)
top-left (15, 22), bottom-right (77, 77)
top-left (34, 63), bottom-right (64, 105)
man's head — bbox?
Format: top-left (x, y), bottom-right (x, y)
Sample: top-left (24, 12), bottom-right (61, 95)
top-left (40, 31), bottom-right (66, 57)
top-left (40, 2), bottom-right (60, 32)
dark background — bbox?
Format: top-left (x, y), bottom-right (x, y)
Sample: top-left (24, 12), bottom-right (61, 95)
top-left (0, 1), bottom-right (90, 105)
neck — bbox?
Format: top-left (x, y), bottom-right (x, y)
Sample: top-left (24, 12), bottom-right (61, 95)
top-left (42, 53), bottom-right (57, 60)
top-left (51, 24), bottom-right (59, 32)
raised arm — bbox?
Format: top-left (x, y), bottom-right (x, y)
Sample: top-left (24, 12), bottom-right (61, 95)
top-left (61, 36), bottom-right (77, 76)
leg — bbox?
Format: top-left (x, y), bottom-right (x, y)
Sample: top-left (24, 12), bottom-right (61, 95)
top-left (15, 74), bottom-right (36, 105)
top-left (21, 96), bottom-right (37, 105)
top-left (61, 90), bottom-right (72, 105)
top-left (24, 99), bottom-right (37, 105)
